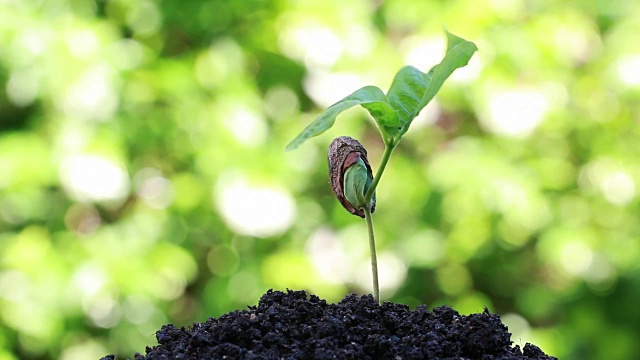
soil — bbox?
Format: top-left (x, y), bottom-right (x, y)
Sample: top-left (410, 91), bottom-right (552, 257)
top-left (103, 289), bottom-right (556, 360)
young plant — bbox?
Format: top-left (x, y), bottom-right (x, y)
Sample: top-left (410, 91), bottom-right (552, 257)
top-left (287, 30), bottom-right (477, 303)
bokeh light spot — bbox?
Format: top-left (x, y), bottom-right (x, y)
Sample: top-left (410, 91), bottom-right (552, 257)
top-left (482, 88), bottom-right (549, 137)
top-left (377, 252), bottom-right (407, 295)
top-left (343, 25), bottom-right (374, 58)
top-left (279, 24), bottom-right (343, 68)
top-left (207, 245), bottom-right (240, 277)
top-left (85, 294), bottom-right (121, 328)
top-left (616, 55), bottom-right (640, 86)
top-left (264, 86), bottom-right (299, 121)
top-left (134, 168), bottom-right (175, 209)
top-left (404, 37), bottom-right (445, 71)
top-left (72, 263), bottom-right (107, 300)
top-left (436, 263), bottom-right (472, 296)
top-left (601, 171), bottom-right (636, 206)
top-left (126, 0), bottom-right (162, 36)
top-left (224, 108), bottom-right (268, 146)
top-left (228, 271), bottom-right (261, 305)
top-left (306, 227), bottom-right (349, 283)
top-left (59, 65), bottom-right (119, 121)
top-left (66, 29), bottom-right (99, 59)
top-left (501, 313), bottom-right (531, 343)
top-left (583, 253), bottom-right (616, 287)
top-left (304, 70), bottom-right (367, 108)
top-left (6, 67), bottom-right (40, 107)
top-left (215, 173), bottom-right (296, 238)
top-left (560, 241), bottom-right (593, 276)
top-left (0, 270), bottom-right (31, 303)
top-left (398, 230), bottom-right (445, 268)
top-left (195, 39), bottom-right (244, 89)
top-left (59, 340), bottom-right (108, 360)
top-left (60, 154), bottom-right (130, 203)
top-left (64, 203), bottom-right (101, 235)
top-left (110, 39), bottom-right (144, 70)
top-left (579, 159), bottom-right (637, 206)
top-left (152, 269), bottom-right (188, 300)
top-left (123, 294), bottom-right (156, 325)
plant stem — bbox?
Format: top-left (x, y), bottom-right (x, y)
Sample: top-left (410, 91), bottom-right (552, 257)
top-left (365, 141), bottom-right (397, 203)
top-left (362, 141), bottom-right (397, 304)
top-left (363, 205), bottom-right (379, 304)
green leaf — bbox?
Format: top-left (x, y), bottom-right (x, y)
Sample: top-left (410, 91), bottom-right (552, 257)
top-left (360, 101), bottom-right (401, 139)
top-left (286, 30), bottom-right (476, 150)
top-left (445, 29), bottom-right (469, 52)
top-left (409, 31), bottom-right (478, 134)
top-left (286, 86), bottom-right (398, 150)
top-left (386, 66), bottom-right (432, 128)
top-left (385, 30), bottom-right (477, 137)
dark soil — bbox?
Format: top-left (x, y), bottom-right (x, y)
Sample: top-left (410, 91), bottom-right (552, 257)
top-left (104, 289), bottom-right (556, 360)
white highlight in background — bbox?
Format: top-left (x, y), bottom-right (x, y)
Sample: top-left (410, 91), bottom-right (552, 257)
top-left (616, 55), bottom-right (640, 87)
top-left (60, 65), bottom-right (119, 122)
top-left (306, 227), bottom-right (350, 283)
top-left (278, 24), bottom-right (343, 68)
top-left (214, 173), bottom-right (296, 238)
top-left (579, 160), bottom-right (637, 206)
top-left (303, 70), bottom-right (367, 108)
top-left (560, 241), bottom-right (593, 276)
top-left (134, 168), bottom-right (175, 209)
top-left (600, 170), bottom-right (636, 206)
top-left (224, 108), bottom-right (268, 146)
top-left (482, 88), bottom-right (549, 137)
top-left (355, 252), bottom-right (407, 296)
top-left (60, 154), bottom-right (130, 203)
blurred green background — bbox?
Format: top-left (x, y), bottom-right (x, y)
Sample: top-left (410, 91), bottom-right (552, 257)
top-left (1, 0), bottom-right (640, 359)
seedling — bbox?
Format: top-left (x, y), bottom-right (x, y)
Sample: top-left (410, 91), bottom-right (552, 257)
top-left (287, 30), bottom-right (477, 303)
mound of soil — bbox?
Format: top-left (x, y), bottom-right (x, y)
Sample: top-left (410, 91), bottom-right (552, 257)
top-left (105, 289), bottom-right (556, 359)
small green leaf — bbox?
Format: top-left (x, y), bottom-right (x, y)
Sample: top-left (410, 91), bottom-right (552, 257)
top-left (286, 30), bottom-right (476, 150)
top-left (385, 30), bottom-right (477, 137)
top-left (408, 30), bottom-right (478, 135)
top-left (386, 66), bottom-right (432, 128)
top-left (445, 29), bottom-right (468, 52)
top-left (286, 86), bottom-right (398, 151)
top-left (360, 101), bottom-right (401, 139)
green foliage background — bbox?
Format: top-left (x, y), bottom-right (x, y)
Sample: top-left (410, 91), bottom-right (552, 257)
top-left (1, 1), bottom-right (639, 359)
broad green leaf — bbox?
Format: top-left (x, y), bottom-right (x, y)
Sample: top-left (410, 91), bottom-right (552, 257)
top-left (385, 30), bottom-right (477, 137)
top-left (286, 86), bottom-right (398, 150)
top-left (286, 30), bottom-right (476, 150)
top-left (408, 31), bottom-right (478, 135)
top-left (386, 66), bottom-right (432, 128)
top-left (361, 101), bottom-right (401, 139)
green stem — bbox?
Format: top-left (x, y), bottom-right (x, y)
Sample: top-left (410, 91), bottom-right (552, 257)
top-left (361, 140), bottom-right (397, 304)
top-left (363, 205), bottom-right (379, 304)
top-left (365, 141), bottom-right (397, 204)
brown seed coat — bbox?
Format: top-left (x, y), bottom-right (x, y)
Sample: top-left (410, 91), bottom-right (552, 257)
top-left (328, 136), bottom-right (376, 218)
